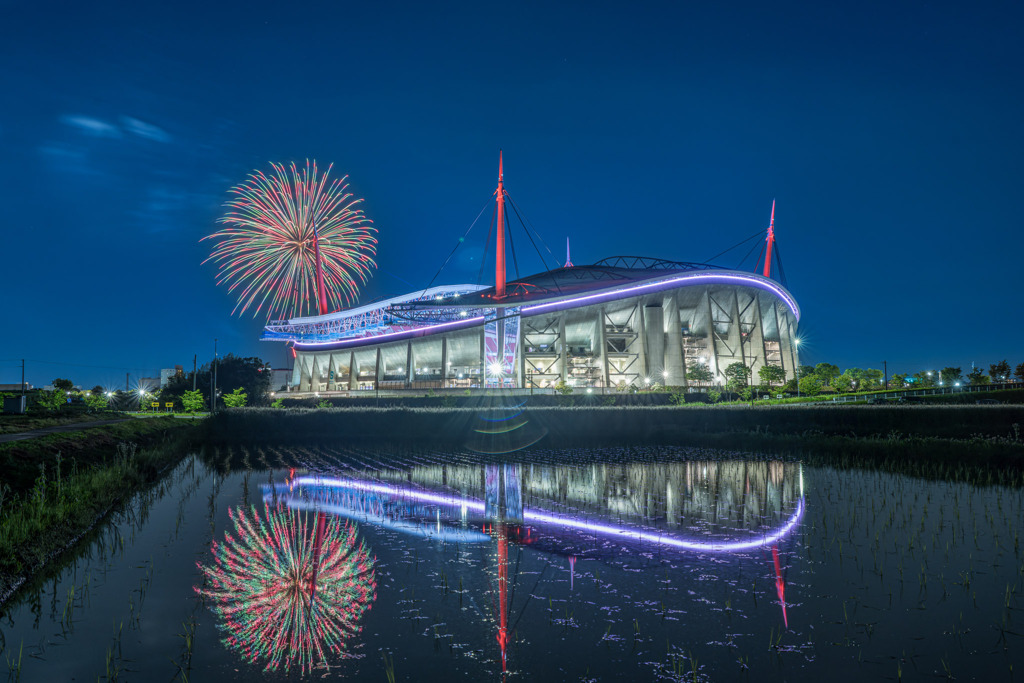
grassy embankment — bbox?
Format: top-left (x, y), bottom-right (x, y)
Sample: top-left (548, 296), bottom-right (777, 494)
top-left (0, 412), bottom-right (126, 435)
top-left (0, 417), bottom-right (196, 603)
top-left (202, 404), bottom-right (1024, 484)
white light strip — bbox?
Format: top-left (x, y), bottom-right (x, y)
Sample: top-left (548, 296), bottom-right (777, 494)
top-left (295, 315), bottom-right (486, 349)
top-left (521, 271), bottom-right (800, 320)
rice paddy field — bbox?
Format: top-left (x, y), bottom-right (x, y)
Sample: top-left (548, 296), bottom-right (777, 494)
top-left (1, 441), bottom-right (1021, 681)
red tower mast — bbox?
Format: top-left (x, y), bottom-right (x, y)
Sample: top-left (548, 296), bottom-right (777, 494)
top-left (763, 200), bottom-right (776, 280)
top-left (312, 219), bottom-right (330, 315)
top-left (494, 151), bottom-right (507, 298)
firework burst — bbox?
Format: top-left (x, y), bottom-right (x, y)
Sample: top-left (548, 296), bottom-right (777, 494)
top-left (204, 160), bottom-right (377, 319)
top-left (196, 505), bottom-right (376, 674)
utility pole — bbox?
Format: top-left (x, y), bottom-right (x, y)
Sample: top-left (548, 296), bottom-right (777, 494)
top-left (210, 339), bottom-right (218, 413)
top-left (883, 360), bottom-right (888, 391)
top-left (20, 359), bottom-right (25, 397)
top-left (192, 354), bottom-right (197, 391)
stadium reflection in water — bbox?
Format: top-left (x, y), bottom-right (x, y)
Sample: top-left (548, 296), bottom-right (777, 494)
top-left (264, 459), bottom-right (804, 674)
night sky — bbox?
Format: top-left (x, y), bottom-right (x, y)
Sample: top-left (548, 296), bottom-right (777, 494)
top-left (2, 1), bottom-right (1021, 389)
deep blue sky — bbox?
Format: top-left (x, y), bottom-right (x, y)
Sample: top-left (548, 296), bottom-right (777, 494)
top-left (2, 1), bottom-right (1021, 389)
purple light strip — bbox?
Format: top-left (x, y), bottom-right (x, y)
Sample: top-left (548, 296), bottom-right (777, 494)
top-left (294, 315), bottom-right (486, 349)
top-left (523, 497), bottom-right (805, 552)
top-left (521, 271), bottom-right (800, 321)
top-left (295, 476), bottom-right (486, 511)
top-left (296, 476), bottom-right (805, 553)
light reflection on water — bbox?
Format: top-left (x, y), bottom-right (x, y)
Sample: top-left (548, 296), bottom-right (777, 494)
top-left (0, 447), bottom-right (1021, 681)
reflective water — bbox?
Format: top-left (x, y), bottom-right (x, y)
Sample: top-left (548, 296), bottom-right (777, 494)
top-left (1, 446), bottom-right (1021, 681)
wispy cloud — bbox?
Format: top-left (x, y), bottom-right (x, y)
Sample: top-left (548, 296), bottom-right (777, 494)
top-left (121, 116), bottom-right (171, 143)
top-left (60, 115), bottom-right (121, 138)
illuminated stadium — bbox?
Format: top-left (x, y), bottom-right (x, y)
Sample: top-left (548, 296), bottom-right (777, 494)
top-left (265, 155), bottom-right (801, 393)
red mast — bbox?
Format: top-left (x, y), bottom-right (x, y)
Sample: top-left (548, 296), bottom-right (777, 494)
top-left (312, 218), bottom-right (330, 315)
top-left (494, 151), bottom-right (507, 298)
top-left (763, 200), bottom-right (776, 280)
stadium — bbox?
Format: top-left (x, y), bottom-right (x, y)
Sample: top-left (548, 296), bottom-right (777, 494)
top-left (264, 156), bottom-right (801, 393)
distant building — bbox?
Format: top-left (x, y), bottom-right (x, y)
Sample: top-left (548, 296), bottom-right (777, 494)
top-left (160, 365), bottom-right (185, 388)
top-left (0, 383), bottom-right (32, 392)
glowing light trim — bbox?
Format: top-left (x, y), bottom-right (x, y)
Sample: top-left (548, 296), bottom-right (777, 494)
top-left (521, 271), bottom-right (800, 321)
top-left (294, 476), bottom-right (804, 553)
top-left (294, 315), bottom-right (485, 349)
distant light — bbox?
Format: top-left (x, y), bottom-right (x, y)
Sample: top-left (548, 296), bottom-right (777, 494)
top-left (662, 370), bottom-right (668, 377)
top-left (459, 311), bottom-right (468, 317)
top-left (644, 377), bottom-right (651, 385)
top-left (954, 382), bottom-right (960, 387)
top-left (489, 362), bottom-right (504, 375)
top-left (587, 388), bottom-right (593, 394)
top-left (794, 338), bottom-right (801, 346)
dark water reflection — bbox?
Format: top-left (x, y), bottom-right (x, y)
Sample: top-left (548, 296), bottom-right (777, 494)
top-left (1, 446), bottom-right (1021, 681)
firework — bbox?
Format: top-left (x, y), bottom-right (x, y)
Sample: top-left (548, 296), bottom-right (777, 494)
top-left (204, 160), bottom-right (377, 319)
top-left (196, 505), bottom-right (376, 674)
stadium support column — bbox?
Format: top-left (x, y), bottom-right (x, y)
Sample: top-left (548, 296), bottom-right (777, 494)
top-left (517, 315), bottom-right (525, 389)
top-left (375, 348), bottom-right (383, 388)
top-left (441, 338), bottom-right (449, 388)
top-left (768, 302), bottom-right (788, 378)
top-left (664, 295), bottom-right (685, 388)
top-left (349, 351), bottom-right (357, 391)
top-left (479, 327), bottom-right (486, 388)
top-left (778, 308), bottom-right (797, 381)
top-left (748, 293), bottom-right (768, 384)
top-left (635, 302), bottom-right (648, 383)
top-left (597, 307), bottom-right (609, 389)
top-left (406, 342), bottom-right (413, 389)
top-left (701, 289), bottom-right (720, 383)
top-left (559, 314), bottom-right (568, 385)
top-left (644, 305), bottom-right (664, 382)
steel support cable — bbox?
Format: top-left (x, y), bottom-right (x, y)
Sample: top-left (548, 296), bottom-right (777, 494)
top-left (703, 231), bottom-right (762, 264)
top-left (505, 193), bottom-right (562, 294)
top-left (506, 194), bottom-right (558, 267)
top-left (506, 206), bottom-right (521, 281)
top-left (733, 237), bottom-right (763, 271)
top-left (478, 204), bottom-right (497, 286)
top-left (773, 242), bottom-right (788, 287)
top-left (419, 197), bottom-right (493, 297)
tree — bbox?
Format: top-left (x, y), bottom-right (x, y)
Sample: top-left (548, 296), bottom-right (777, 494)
top-left (911, 371), bottom-right (936, 387)
top-left (832, 374), bottom-right (853, 393)
top-left (967, 367), bottom-right (990, 385)
top-left (814, 363), bottom-right (840, 387)
top-left (90, 385), bottom-right (104, 395)
top-left (940, 367), bottom-right (962, 385)
top-left (758, 365), bottom-right (785, 389)
top-left (1016, 362), bottom-right (1024, 383)
top-left (686, 362), bottom-right (713, 384)
top-left (724, 362), bottom-right (750, 391)
top-left (181, 389), bottom-right (205, 414)
top-left (52, 378), bottom-right (74, 392)
top-left (222, 387), bottom-right (248, 408)
top-left (84, 392), bottom-right (108, 412)
top-left (889, 373), bottom-right (907, 389)
top-left (798, 375), bottom-right (822, 396)
top-left (34, 389), bottom-right (67, 413)
top-left (553, 380), bottom-right (573, 395)
top-left (990, 360), bottom-right (1011, 382)
top-left (161, 354), bottom-right (271, 409)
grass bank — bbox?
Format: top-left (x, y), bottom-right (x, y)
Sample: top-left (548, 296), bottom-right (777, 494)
top-left (0, 418), bottom-right (197, 605)
top-left (199, 405), bottom-right (1024, 484)
top-left (203, 404), bottom-right (1024, 444)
